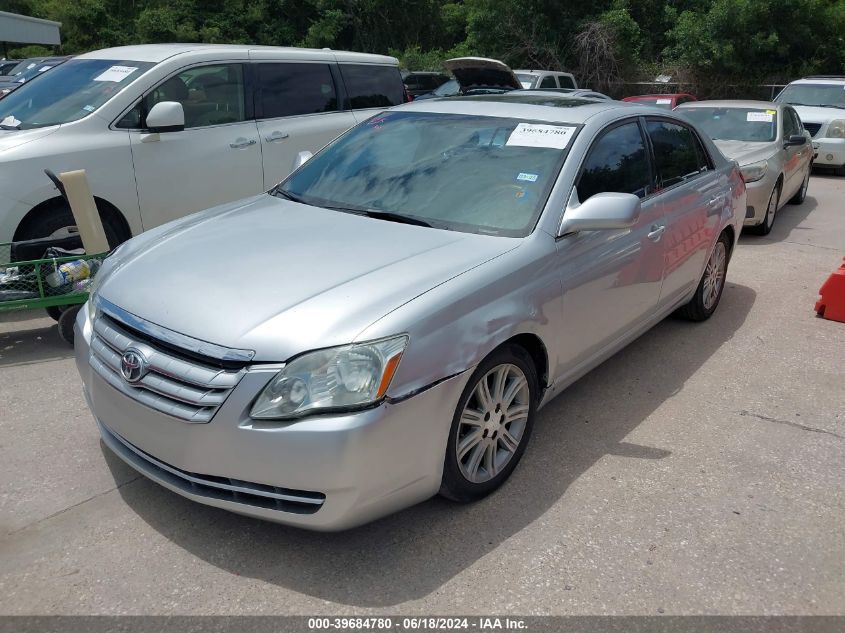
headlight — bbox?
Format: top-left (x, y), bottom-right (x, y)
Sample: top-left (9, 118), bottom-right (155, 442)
top-left (825, 120), bottom-right (845, 138)
top-left (740, 160), bottom-right (768, 183)
top-left (250, 335), bottom-right (409, 420)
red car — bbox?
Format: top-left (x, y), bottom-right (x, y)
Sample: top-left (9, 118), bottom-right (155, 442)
top-left (622, 93), bottom-right (697, 109)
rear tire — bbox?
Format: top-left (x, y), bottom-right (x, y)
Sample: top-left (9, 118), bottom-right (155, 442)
top-left (57, 305), bottom-right (81, 346)
top-left (675, 232), bottom-right (731, 322)
top-left (439, 345), bottom-right (538, 503)
top-left (46, 305), bottom-right (67, 322)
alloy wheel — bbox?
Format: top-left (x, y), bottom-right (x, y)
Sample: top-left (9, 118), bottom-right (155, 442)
top-left (456, 364), bottom-right (530, 484)
top-left (702, 241), bottom-right (727, 311)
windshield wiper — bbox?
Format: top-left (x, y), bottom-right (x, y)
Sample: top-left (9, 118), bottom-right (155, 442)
top-left (324, 204), bottom-right (433, 228)
top-left (273, 188), bottom-right (306, 204)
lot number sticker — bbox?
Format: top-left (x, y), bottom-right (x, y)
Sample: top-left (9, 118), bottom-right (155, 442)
top-left (94, 66), bottom-right (139, 83)
top-left (747, 111), bottom-right (773, 122)
top-left (506, 124), bottom-right (576, 149)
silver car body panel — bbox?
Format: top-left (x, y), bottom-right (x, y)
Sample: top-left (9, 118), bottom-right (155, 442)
top-left (79, 94), bottom-right (745, 529)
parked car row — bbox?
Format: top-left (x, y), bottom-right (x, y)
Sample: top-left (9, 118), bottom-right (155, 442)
top-left (0, 55), bottom-right (72, 98)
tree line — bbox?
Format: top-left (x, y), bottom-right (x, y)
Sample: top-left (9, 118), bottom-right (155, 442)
top-left (4, 0), bottom-right (845, 93)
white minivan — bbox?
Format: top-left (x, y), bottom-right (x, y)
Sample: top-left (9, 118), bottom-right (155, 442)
top-left (0, 44), bottom-right (404, 245)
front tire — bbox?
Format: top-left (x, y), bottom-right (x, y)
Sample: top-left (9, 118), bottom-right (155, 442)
top-left (439, 345), bottom-right (538, 503)
top-left (788, 168), bottom-right (810, 205)
top-left (675, 232), bottom-right (731, 322)
top-left (750, 183), bottom-right (779, 236)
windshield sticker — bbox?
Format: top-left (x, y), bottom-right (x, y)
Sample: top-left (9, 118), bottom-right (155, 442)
top-left (747, 111), bottom-right (773, 122)
top-left (517, 172), bottom-right (539, 182)
top-left (82, 105), bottom-right (96, 112)
top-left (656, 98), bottom-right (672, 104)
top-left (766, 109), bottom-right (776, 115)
top-left (506, 124), bottom-right (576, 150)
top-left (38, 66), bottom-right (51, 72)
top-left (94, 66), bottom-right (138, 83)
top-left (26, 63), bottom-right (36, 70)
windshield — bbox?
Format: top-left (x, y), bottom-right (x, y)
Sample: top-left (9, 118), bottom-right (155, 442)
top-left (776, 83), bottom-right (845, 108)
top-left (515, 73), bottom-right (535, 89)
top-left (279, 111), bottom-right (575, 237)
top-left (433, 79), bottom-right (459, 96)
top-left (0, 59), bottom-right (155, 129)
top-left (681, 107), bottom-right (778, 143)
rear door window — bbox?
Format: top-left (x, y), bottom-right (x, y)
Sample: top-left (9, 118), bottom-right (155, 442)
top-left (645, 120), bottom-right (704, 189)
top-left (539, 75), bottom-right (557, 89)
top-left (256, 63), bottom-right (337, 118)
top-left (339, 64), bottom-right (404, 109)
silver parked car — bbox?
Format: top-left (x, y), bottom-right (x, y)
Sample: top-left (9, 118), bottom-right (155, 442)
top-left (76, 94), bottom-right (746, 530)
top-left (677, 100), bottom-right (813, 235)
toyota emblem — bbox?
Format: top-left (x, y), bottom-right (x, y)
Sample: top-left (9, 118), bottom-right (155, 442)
top-left (120, 349), bottom-right (148, 383)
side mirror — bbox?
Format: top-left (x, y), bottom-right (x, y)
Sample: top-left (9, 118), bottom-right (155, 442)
top-left (559, 191), bottom-right (641, 237)
top-left (146, 101), bottom-right (185, 133)
top-left (784, 134), bottom-right (807, 148)
top-left (293, 150), bottom-right (313, 170)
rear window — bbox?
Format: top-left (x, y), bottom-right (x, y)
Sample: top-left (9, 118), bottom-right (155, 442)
top-left (339, 64), bottom-right (403, 109)
top-left (256, 63), bottom-right (338, 118)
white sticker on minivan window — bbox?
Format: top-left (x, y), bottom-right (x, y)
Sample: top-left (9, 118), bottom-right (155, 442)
top-left (747, 111), bottom-right (773, 122)
top-left (94, 66), bottom-right (138, 82)
top-left (506, 123), bottom-right (576, 149)
top-left (656, 98), bottom-right (672, 104)
top-left (26, 63), bottom-right (36, 70)
top-left (38, 66), bottom-right (51, 72)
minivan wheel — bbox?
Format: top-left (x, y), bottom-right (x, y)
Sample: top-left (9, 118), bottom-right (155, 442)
top-left (15, 201), bottom-right (127, 249)
top-left (675, 232), bottom-right (731, 322)
top-left (439, 345), bottom-right (538, 503)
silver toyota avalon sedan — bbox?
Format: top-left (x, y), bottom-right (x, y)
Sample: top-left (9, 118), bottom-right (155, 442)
top-left (75, 94), bottom-right (746, 530)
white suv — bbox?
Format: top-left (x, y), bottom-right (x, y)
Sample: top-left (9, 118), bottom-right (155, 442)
top-left (0, 44), bottom-right (403, 245)
top-left (775, 76), bottom-right (845, 175)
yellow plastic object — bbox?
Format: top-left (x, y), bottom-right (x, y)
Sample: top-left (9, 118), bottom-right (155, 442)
top-left (58, 170), bottom-right (110, 254)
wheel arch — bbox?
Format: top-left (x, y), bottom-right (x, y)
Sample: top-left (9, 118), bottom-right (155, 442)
top-left (495, 333), bottom-right (550, 392)
top-left (13, 195), bottom-right (132, 243)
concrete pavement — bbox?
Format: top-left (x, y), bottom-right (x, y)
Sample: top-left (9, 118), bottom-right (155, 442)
top-left (1, 174), bottom-right (843, 615)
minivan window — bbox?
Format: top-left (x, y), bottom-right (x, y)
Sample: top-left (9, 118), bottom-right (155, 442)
top-left (646, 120), bottom-right (704, 188)
top-left (577, 122), bottom-right (651, 201)
top-left (339, 64), bottom-right (404, 109)
top-left (256, 63), bottom-right (337, 118)
top-left (0, 59), bottom-right (155, 130)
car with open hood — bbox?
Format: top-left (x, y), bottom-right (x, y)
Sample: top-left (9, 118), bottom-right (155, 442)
top-left (677, 100), bottom-right (813, 235)
top-left (76, 93), bottom-right (745, 530)
top-left (774, 76), bottom-right (845, 175)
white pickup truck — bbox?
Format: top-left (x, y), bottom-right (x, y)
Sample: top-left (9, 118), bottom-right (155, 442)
top-left (775, 76), bottom-right (845, 175)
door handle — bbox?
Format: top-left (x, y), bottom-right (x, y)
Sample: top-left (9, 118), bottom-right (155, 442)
top-left (265, 131), bottom-right (289, 142)
top-left (647, 224), bottom-right (665, 241)
top-left (229, 138), bottom-right (257, 149)
top-left (707, 195), bottom-right (724, 208)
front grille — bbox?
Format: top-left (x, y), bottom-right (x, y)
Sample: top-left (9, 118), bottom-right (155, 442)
top-left (101, 423), bottom-right (325, 514)
top-left (804, 122), bottom-right (822, 137)
top-left (90, 314), bottom-right (245, 423)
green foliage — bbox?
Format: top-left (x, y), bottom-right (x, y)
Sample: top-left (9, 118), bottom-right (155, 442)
top-left (3, 0), bottom-right (844, 83)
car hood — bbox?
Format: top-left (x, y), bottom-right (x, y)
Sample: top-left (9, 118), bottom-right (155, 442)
top-left (788, 104), bottom-right (845, 123)
top-left (713, 139), bottom-right (776, 165)
top-left (0, 125), bottom-right (59, 151)
top-left (99, 195), bottom-right (520, 361)
top-left (445, 57), bottom-right (521, 92)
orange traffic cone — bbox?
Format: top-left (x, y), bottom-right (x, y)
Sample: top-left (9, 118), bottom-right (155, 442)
top-left (815, 257), bottom-right (845, 323)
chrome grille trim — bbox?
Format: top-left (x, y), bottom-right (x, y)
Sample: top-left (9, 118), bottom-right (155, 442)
top-left (90, 314), bottom-right (245, 423)
top-left (101, 423), bottom-right (325, 513)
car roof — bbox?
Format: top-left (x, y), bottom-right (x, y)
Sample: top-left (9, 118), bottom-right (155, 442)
top-left (513, 69), bottom-right (574, 76)
top-left (678, 99), bottom-right (781, 109)
top-left (400, 92), bottom-right (640, 124)
top-left (791, 77), bottom-right (845, 85)
top-left (76, 44), bottom-right (397, 65)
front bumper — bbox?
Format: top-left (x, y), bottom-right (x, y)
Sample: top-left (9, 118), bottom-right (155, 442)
top-left (75, 308), bottom-right (470, 531)
top-left (810, 137), bottom-right (845, 167)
